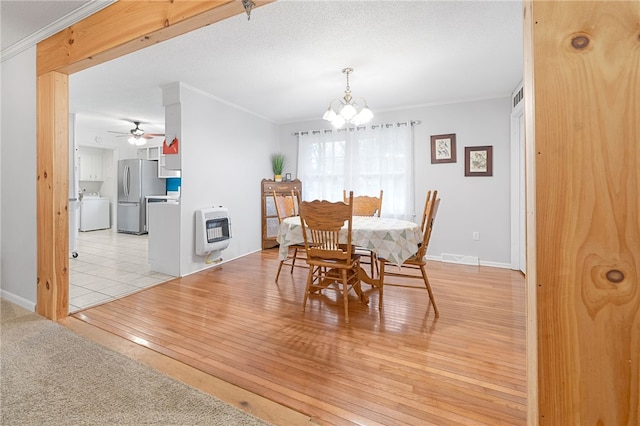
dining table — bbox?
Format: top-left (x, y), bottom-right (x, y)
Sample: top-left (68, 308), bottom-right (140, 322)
top-left (276, 215), bottom-right (424, 291)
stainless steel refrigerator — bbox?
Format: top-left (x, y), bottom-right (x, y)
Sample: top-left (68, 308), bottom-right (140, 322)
top-left (117, 159), bottom-right (166, 234)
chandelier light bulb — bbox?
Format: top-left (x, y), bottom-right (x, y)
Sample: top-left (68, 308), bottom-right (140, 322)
top-left (129, 135), bottom-right (146, 146)
top-left (352, 103), bottom-right (374, 126)
top-left (323, 107), bottom-right (337, 121)
top-left (339, 103), bottom-right (357, 120)
top-left (331, 115), bottom-right (346, 128)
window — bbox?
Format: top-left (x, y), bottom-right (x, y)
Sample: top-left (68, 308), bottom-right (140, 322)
top-left (297, 123), bottom-right (414, 219)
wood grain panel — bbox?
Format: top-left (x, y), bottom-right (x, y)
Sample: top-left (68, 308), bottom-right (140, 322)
top-left (37, 0), bottom-right (275, 76)
top-left (36, 72), bottom-right (69, 319)
top-left (73, 250), bottom-right (527, 425)
top-left (529, 1), bottom-right (640, 424)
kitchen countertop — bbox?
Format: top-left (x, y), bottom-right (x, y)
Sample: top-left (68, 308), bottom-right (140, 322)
top-left (146, 195), bottom-right (180, 207)
top-left (146, 195), bottom-right (179, 201)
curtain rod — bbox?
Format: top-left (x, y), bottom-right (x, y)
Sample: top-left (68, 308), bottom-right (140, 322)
top-left (292, 120), bottom-right (421, 136)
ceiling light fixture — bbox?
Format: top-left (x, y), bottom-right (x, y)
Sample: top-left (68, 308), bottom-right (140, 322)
top-left (242, 0), bottom-right (255, 20)
top-left (128, 135), bottom-right (146, 146)
top-left (322, 67), bottom-right (374, 128)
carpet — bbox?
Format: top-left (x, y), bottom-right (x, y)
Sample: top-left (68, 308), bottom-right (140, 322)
top-left (0, 299), bottom-right (271, 425)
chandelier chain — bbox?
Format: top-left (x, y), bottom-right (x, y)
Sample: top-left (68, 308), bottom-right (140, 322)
top-left (342, 67), bottom-right (353, 103)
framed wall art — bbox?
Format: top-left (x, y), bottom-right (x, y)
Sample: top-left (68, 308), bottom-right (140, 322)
top-left (430, 133), bottom-right (457, 164)
top-left (465, 146), bottom-right (493, 176)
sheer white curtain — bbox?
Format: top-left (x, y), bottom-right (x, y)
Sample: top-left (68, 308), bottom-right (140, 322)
top-left (297, 123), bottom-right (414, 219)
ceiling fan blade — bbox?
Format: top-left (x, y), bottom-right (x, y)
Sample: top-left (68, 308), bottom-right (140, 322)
top-left (145, 133), bottom-right (165, 137)
top-left (107, 130), bottom-right (128, 135)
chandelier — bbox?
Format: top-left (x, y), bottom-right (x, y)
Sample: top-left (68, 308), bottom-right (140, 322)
top-left (322, 67), bottom-right (373, 128)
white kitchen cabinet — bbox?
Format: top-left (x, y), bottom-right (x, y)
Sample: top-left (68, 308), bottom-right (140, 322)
top-left (158, 154), bottom-right (180, 178)
top-left (79, 148), bottom-right (104, 181)
top-left (148, 201), bottom-right (180, 276)
top-left (137, 146), bottom-right (160, 161)
top-left (137, 146), bottom-right (181, 178)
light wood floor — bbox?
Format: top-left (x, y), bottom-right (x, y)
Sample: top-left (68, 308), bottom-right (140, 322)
top-left (68, 249), bottom-right (527, 425)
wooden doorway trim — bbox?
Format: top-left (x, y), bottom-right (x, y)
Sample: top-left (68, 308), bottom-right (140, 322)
top-left (524, 1), bottom-right (639, 424)
top-left (35, 0), bottom-right (640, 423)
top-left (35, 0), bottom-right (275, 319)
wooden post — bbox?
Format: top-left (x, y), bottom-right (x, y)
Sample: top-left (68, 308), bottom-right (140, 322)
top-left (36, 71), bottom-right (70, 319)
top-left (525, 1), bottom-right (640, 423)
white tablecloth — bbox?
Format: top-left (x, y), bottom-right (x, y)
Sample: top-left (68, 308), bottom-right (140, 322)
top-left (277, 216), bottom-right (424, 266)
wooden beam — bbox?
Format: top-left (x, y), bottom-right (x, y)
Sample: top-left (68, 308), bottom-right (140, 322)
top-left (37, 0), bottom-right (276, 76)
top-left (528, 1), bottom-right (640, 424)
top-left (36, 72), bottom-right (69, 320)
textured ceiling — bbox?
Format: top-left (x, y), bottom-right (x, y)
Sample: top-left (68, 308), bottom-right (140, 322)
top-left (2, 1), bottom-right (524, 144)
top-left (0, 0), bottom-right (105, 52)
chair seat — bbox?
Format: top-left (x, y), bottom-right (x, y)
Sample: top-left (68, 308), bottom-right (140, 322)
top-left (402, 253), bottom-right (425, 265)
top-left (307, 253), bottom-right (361, 268)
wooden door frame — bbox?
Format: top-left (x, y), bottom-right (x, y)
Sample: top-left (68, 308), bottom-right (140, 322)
top-left (35, 0), bottom-right (274, 319)
top-left (33, 1), bottom-right (538, 422)
top-left (35, 1), bottom-right (639, 424)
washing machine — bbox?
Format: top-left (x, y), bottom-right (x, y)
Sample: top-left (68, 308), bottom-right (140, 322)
top-left (80, 196), bottom-right (110, 231)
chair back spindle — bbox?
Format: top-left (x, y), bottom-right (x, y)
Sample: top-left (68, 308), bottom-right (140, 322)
top-left (416, 190), bottom-right (439, 260)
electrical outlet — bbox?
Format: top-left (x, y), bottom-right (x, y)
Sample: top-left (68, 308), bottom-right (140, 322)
top-left (472, 232), bottom-right (480, 241)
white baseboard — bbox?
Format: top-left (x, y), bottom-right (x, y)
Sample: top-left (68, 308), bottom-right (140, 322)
top-left (440, 253), bottom-right (480, 266)
top-left (426, 254), bottom-right (512, 270)
top-left (185, 248), bottom-right (264, 277)
top-left (479, 260), bottom-right (513, 269)
top-left (0, 290), bottom-right (36, 312)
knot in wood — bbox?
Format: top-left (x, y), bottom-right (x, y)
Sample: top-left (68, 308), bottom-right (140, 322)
top-left (605, 269), bottom-right (624, 284)
top-left (571, 35), bottom-right (590, 50)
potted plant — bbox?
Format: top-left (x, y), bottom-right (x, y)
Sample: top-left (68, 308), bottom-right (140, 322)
top-left (271, 153), bottom-right (285, 181)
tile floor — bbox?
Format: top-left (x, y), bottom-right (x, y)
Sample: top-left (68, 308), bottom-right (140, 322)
top-left (69, 229), bottom-right (174, 313)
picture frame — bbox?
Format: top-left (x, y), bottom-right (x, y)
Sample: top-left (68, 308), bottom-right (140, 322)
top-left (430, 133), bottom-right (457, 164)
top-left (285, 173), bottom-right (292, 182)
top-left (465, 146), bottom-right (493, 177)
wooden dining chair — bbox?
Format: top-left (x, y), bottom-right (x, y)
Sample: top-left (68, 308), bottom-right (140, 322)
top-left (343, 189), bottom-right (383, 277)
top-left (343, 189), bottom-right (383, 217)
top-left (298, 191), bottom-right (361, 323)
top-left (378, 190), bottom-right (440, 317)
top-left (273, 190), bottom-right (307, 282)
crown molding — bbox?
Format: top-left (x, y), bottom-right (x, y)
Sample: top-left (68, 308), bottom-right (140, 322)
top-left (1, 0), bottom-right (116, 63)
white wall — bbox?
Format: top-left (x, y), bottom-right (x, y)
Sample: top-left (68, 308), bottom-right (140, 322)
top-left (0, 47), bottom-right (38, 308)
top-left (174, 84), bottom-right (279, 276)
top-left (278, 97), bottom-right (513, 267)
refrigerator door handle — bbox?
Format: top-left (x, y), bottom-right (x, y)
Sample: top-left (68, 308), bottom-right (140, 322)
top-left (123, 165), bottom-right (129, 197)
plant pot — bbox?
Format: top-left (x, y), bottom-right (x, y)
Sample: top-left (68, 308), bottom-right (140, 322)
top-left (274, 174), bottom-right (282, 182)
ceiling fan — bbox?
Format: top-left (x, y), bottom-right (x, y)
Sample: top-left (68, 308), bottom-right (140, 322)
top-left (108, 121), bottom-right (164, 146)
